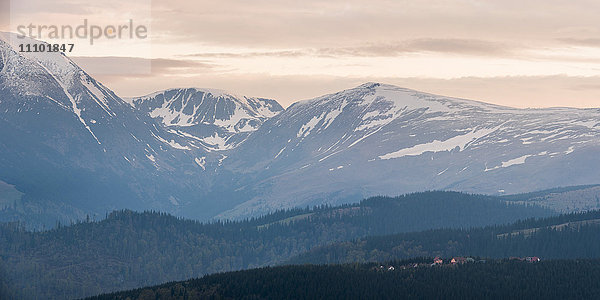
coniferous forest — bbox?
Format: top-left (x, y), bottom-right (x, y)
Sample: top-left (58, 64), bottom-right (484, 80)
top-left (289, 211), bottom-right (600, 264)
top-left (0, 191), bottom-right (554, 299)
top-left (2, 191), bottom-right (600, 299)
top-left (92, 260), bottom-right (600, 300)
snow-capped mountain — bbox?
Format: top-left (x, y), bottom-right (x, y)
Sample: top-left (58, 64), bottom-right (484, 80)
top-left (2, 33), bottom-right (600, 226)
top-left (216, 83), bottom-right (600, 218)
top-left (0, 33), bottom-right (213, 225)
top-left (125, 88), bottom-right (283, 151)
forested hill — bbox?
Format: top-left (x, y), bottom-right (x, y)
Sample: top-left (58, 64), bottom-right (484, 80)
top-left (0, 191), bottom-right (552, 299)
top-left (289, 210), bottom-right (600, 265)
top-left (91, 260), bottom-right (600, 300)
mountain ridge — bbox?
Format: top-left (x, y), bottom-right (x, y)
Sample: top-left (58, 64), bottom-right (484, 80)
top-left (126, 87), bottom-right (283, 151)
top-left (215, 82), bottom-right (600, 218)
top-left (1, 32), bottom-right (600, 226)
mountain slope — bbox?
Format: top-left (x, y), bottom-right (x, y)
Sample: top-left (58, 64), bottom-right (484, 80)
top-left (1, 32), bottom-right (600, 224)
top-left (126, 88), bottom-right (282, 151)
top-left (0, 33), bottom-right (290, 226)
top-left (0, 33), bottom-right (213, 226)
top-left (217, 83), bottom-right (600, 218)
top-left (503, 184), bottom-right (600, 213)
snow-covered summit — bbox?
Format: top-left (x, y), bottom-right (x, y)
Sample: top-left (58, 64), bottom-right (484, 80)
top-left (293, 82), bottom-right (515, 113)
top-left (0, 32), bottom-right (130, 144)
top-left (128, 88), bottom-right (284, 151)
top-left (129, 87), bottom-right (282, 129)
top-left (215, 81), bottom-right (600, 219)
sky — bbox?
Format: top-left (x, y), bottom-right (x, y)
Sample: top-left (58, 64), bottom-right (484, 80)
top-left (3, 0), bottom-right (600, 108)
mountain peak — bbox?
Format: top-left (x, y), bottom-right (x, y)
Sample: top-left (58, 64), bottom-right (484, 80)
top-left (293, 82), bottom-right (449, 112)
top-left (127, 87), bottom-right (284, 151)
top-left (356, 82), bottom-right (381, 89)
top-left (129, 87), bottom-right (243, 103)
top-left (0, 32), bottom-right (132, 145)
top-left (128, 88), bottom-right (283, 128)
top-left (355, 82), bottom-right (417, 92)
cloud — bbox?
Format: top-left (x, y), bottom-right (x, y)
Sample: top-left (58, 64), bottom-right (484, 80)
top-left (0, 0), bottom-right (9, 30)
top-left (8, 0), bottom-right (148, 16)
top-left (186, 50), bottom-right (305, 58)
top-left (187, 39), bottom-right (516, 59)
top-left (71, 56), bottom-right (215, 77)
top-left (316, 39), bottom-right (515, 57)
top-left (147, 0), bottom-right (600, 50)
top-left (557, 38), bottom-right (600, 47)
top-left (8, 0), bottom-right (94, 16)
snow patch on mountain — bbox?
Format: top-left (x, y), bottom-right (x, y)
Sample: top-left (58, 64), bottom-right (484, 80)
top-left (146, 154), bottom-right (156, 162)
top-left (360, 84), bottom-right (452, 113)
top-left (36, 61), bottom-right (101, 144)
top-left (131, 88), bottom-right (283, 132)
top-left (200, 132), bottom-right (232, 151)
top-left (128, 88), bottom-right (284, 151)
top-left (485, 155), bottom-right (532, 171)
top-left (80, 74), bottom-right (115, 117)
top-left (298, 113), bottom-right (325, 137)
top-left (274, 147), bottom-right (286, 159)
top-left (322, 99), bottom-right (347, 129)
top-left (379, 126), bottom-right (500, 159)
top-left (148, 92), bottom-right (196, 127)
top-left (150, 131), bottom-right (191, 150)
top-left (213, 105), bottom-right (255, 133)
top-left (195, 157), bottom-right (206, 170)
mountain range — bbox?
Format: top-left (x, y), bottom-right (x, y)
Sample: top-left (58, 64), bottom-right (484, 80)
top-left (1, 32), bottom-right (599, 227)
